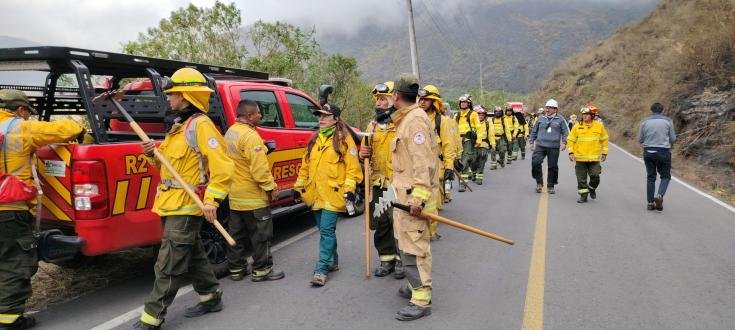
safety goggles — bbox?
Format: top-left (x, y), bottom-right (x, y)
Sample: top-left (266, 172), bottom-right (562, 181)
top-left (580, 107), bottom-right (592, 114)
top-left (371, 83), bottom-right (390, 95)
top-left (417, 89), bottom-right (439, 98)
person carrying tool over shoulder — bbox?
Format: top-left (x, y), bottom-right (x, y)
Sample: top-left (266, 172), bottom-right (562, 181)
top-left (294, 103), bottom-right (363, 287)
top-left (417, 84), bottom-right (456, 240)
top-left (135, 68), bottom-right (234, 330)
top-left (359, 81), bottom-right (405, 278)
top-left (0, 89), bottom-right (85, 330)
top-left (567, 105), bottom-right (608, 203)
top-left (389, 74), bottom-right (438, 321)
top-left (223, 99), bottom-right (285, 282)
top-left (455, 94), bottom-right (481, 191)
top-left (471, 105), bottom-right (495, 184)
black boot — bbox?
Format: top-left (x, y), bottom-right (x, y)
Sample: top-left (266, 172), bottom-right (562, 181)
top-left (374, 260), bottom-right (395, 277)
top-left (133, 320), bottom-right (160, 330)
top-left (184, 290), bottom-right (223, 318)
top-left (393, 259), bottom-right (406, 279)
top-left (396, 303), bottom-right (431, 321)
top-left (577, 194), bottom-right (588, 203)
top-left (0, 316), bottom-right (35, 330)
top-left (535, 183), bottom-right (543, 193)
top-left (251, 269), bottom-right (285, 282)
top-left (397, 285), bottom-right (412, 299)
top-left (589, 189), bottom-right (596, 199)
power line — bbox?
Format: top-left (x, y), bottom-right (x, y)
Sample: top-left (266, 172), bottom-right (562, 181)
top-left (414, 1), bottom-right (462, 54)
top-left (418, 0), bottom-right (464, 51)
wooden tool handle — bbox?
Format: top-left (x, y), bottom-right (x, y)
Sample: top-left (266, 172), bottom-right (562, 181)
top-left (363, 159), bottom-right (371, 278)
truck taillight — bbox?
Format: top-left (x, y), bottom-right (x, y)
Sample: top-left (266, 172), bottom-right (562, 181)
top-left (72, 160), bottom-right (109, 219)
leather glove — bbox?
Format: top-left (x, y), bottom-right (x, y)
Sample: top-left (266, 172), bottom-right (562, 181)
top-left (444, 170), bottom-right (454, 181)
top-left (601, 154), bottom-right (607, 162)
top-left (344, 191), bottom-right (356, 202)
top-left (568, 153), bottom-right (575, 162)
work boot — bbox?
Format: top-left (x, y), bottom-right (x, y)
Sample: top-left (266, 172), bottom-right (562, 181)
top-left (374, 260), bottom-right (395, 277)
top-left (535, 184), bottom-right (543, 193)
top-left (490, 165), bottom-right (497, 170)
top-left (653, 195), bottom-right (664, 211)
top-left (429, 233), bottom-right (442, 241)
top-left (133, 320), bottom-right (160, 330)
top-left (251, 269), bottom-right (285, 282)
top-left (548, 186), bottom-right (555, 194)
top-left (310, 272), bottom-right (327, 287)
top-left (393, 260), bottom-right (406, 279)
top-left (0, 316), bottom-right (36, 330)
top-left (577, 194), bottom-right (588, 203)
top-left (397, 285), bottom-right (412, 299)
top-left (184, 290), bottom-right (223, 318)
top-left (458, 186), bottom-right (466, 192)
top-left (229, 268), bottom-right (247, 281)
top-left (396, 303), bottom-right (432, 321)
top-left (521, 153), bottom-right (526, 159)
top-left (647, 202), bottom-right (656, 211)
top-left (589, 189), bottom-right (597, 199)
top-left (328, 263), bottom-right (339, 272)
top-left (475, 179), bottom-right (483, 185)
top-left (500, 161), bottom-right (505, 168)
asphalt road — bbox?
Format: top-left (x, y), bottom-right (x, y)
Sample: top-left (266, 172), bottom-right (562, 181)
top-left (32, 144), bottom-right (735, 330)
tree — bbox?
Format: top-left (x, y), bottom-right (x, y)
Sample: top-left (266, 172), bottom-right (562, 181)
top-left (122, 1), bottom-right (246, 68)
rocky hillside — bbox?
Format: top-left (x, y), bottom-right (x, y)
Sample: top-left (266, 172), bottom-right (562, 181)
top-left (530, 0), bottom-right (735, 202)
top-left (320, 0), bottom-right (657, 95)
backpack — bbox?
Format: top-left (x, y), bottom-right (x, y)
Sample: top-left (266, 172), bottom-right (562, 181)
top-left (0, 118), bottom-right (38, 203)
top-left (455, 111), bottom-right (477, 141)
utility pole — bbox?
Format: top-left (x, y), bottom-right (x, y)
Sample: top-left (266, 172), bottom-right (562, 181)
top-left (480, 62), bottom-right (484, 101)
top-left (406, 0), bottom-right (420, 80)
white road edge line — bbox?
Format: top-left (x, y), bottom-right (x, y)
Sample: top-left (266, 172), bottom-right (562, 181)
top-left (611, 143), bottom-right (735, 213)
top-left (89, 226), bottom-right (319, 330)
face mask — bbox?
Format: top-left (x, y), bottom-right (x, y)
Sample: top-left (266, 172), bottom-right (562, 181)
top-left (376, 106), bottom-right (396, 124)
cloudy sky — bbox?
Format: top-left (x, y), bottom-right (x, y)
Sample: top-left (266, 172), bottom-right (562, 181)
top-left (1, 0), bottom-right (653, 52)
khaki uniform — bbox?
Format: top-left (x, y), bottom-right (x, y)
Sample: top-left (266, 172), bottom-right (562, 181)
top-left (391, 104), bottom-right (438, 307)
top-left (224, 122), bottom-right (278, 278)
top-left (0, 110), bottom-right (83, 326)
top-left (141, 110), bottom-right (234, 327)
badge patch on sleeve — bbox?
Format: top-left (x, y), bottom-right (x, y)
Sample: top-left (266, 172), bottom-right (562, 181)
top-left (413, 132), bottom-right (426, 145)
top-left (207, 137), bottom-right (219, 149)
top-left (349, 147), bottom-right (358, 156)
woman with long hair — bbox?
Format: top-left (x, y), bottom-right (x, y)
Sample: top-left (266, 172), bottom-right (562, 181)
top-left (294, 103), bottom-right (363, 287)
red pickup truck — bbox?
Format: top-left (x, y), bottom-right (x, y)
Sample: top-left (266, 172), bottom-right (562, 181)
top-left (0, 46), bottom-right (335, 266)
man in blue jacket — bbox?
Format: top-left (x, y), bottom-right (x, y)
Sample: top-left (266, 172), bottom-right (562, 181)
top-left (529, 99), bottom-right (569, 194)
top-left (637, 102), bottom-right (676, 211)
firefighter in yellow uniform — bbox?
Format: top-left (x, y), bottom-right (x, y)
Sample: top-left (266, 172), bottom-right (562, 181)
top-left (136, 68), bottom-right (234, 330)
top-left (446, 111), bottom-right (462, 201)
top-left (0, 89), bottom-right (85, 330)
top-left (567, 105), bottom-right (609, 203)
top-left (360, 81), bottom-right (404, 278)
top-left (489, 107), bottom-right (508, 169)
top-left (503, 104), bottom-right (520, 163)
top-left (224, 99), bottom-right (285, 282)
top-left (513, 109), bottom-right (530, 160)
top-left (417, 84), bottom-right (456, 240)
top-left (389, 74), bottom-right (437, 321)
top-left (471, 105), bottom-right (496, 184)
top-left (455, 95), bottom-right (481, 190)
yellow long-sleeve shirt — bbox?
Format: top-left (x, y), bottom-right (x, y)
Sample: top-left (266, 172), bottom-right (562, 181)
top-left (224, 122), bottom-right (276, 211)
top-left (364, 121), bottom-right (395, 188)
top-left (456, 109), bottom-right (482, 144)
top-left (567, 120), bottom-right (609, 162)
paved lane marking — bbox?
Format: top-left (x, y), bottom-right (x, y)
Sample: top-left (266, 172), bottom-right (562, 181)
top-left (90, 226), bottom-right (318, 330)
top-left (611, 143), bottom-right (734, 213)
top-left (522, 191), bottom-right (548, 330)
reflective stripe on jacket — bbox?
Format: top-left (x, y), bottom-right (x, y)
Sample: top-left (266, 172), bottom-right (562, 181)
top-left (567, 120), bottom-right (609, 162)
top-left (364, 121), bottom-right (395, 188)
top-left (225, 122), bottom-right (276, 211)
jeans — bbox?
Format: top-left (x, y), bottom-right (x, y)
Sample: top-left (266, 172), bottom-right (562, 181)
top-left (643, 148), bottom-right (672, 203)
top-left (313, 210), bottom-right (340, 275)
top-left (531, 146), bottom-right (560, 186)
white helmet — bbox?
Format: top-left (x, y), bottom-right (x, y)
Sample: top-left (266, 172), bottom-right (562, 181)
top-left (545, 99), bottom-right (559, 108)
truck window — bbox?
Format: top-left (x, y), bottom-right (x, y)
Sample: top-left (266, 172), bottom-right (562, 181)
top-left (285, 93), bottom-right (319, 129)
top-left (241, 90), bottom-right (284, 128)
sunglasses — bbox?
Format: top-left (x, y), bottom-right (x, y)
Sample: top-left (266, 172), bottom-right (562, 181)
top-left (417, 89), bottom-right (439, 98)
top-left (371, 83), bottom-right (390, 95)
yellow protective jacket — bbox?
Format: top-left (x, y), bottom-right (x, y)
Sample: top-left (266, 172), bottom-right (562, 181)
top-left (427, 111), bottom-right (457, 171)
top-left (448, 117), bottom-right (463, 156)
top-left (364, 121), bottom-right (395, 188)
top-left (224, 122), bottom-right (277, 211)
top-left (456, 109), bottom-right (482, 144)
top-left (148, 113), bottom-right (233, 216)
top-left (567, 120), bottom-right (609, 162)
top-left (295, 130), bottom-right (363, 212)
top-left (0, 109), bottom-right (84, 211)
top-left (503, 115), bottom-right (520, 140)
top-left (391, 104), bottom-right (437, 211)
top-left (478, 120), bottom-right (496, 149)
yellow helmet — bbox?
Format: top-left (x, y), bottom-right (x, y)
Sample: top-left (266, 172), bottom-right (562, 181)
top-left (164, 67), bottom-right (214, 112)
top-left (418, 84), bottom-right (445, 113)
top-left (372, 81), bottom-right (394, 100)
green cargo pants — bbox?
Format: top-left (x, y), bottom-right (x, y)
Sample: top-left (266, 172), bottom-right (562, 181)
top-left (471, 148), bottom-right (489, 182)
top-left (143, 215), bottom-right (219, 321)
top-left (575, 161), bottom-right (602, 196)
top-left (490, 138), bottom-right (508, 169)
top-left (227, 208), bottom-right (275, 278)
top-left (0, 211), bottom-right (37, 324)
top-left (460, 138), bottom-right (476, 181)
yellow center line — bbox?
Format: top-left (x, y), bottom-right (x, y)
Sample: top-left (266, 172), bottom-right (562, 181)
top-left (522, 190), bottom-right (548, 330)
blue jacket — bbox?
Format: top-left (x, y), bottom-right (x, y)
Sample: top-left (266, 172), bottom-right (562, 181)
top-left (530, 114), bottom-right (569, 148)
top-left (638, 113), bottom-right (676, 149)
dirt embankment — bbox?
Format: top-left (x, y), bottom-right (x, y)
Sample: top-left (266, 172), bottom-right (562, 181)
top-left (529, 0), bottom-right (735, 203)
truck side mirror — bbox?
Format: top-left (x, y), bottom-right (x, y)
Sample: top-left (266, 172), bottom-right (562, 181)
top-left (318, 84), bottom-right (334, 106)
